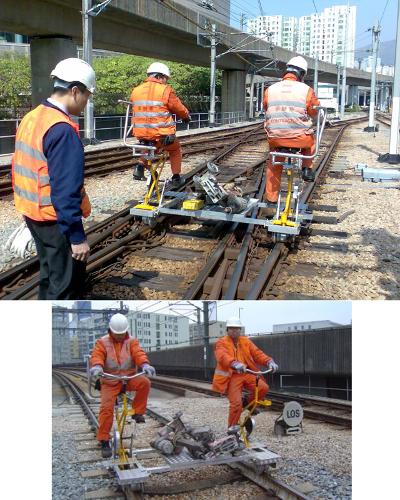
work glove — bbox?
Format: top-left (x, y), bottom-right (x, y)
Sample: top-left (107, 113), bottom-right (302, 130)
top-left (182, 115), bottom-right (191, 124)
top-left (141, 363), bottom-right (156, 377)
top-left (267, 359), bottom-right (279, 373)
top-left (90, 365), bottom-right (103, 380)
top-left (4, 222), bottom-right (35, 259)
top-left (231, 361), bottom-right (246, 373)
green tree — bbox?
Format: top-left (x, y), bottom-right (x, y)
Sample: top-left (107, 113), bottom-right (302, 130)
top-left (0, 55), bottom-right (31, 118)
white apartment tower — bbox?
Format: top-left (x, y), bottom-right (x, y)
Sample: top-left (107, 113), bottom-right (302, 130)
top-left (247, 15), bottom-right (297, 51)
top-left (127, 311), bottom-right (190, 351)
top-left (298, 5), bottom-right (356, 67)
top-left (248, 5), bottom-right (356, 68)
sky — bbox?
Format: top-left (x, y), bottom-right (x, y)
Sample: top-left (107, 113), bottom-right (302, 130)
top-left (53, 300), bottom-right (352, 335)
top-left (227, 0), bottom-right (397, 44)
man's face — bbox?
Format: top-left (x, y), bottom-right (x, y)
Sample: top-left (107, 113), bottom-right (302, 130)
top-left (227, 327), bottom-right (241, 340)
top-left (110, 331), bottom-right (126, 342)
top-left (68, 86), bottom-right (91, 116)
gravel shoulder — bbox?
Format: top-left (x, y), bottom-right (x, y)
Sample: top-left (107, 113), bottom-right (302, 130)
top-left (53, 375), bottom-right (351, 500)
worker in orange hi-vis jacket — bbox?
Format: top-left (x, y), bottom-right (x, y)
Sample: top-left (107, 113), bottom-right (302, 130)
top-left (212, 317), bottom-right (278, 428)
top-left (90, 313), bottom-right (156, 458)
top-left (263, 56), bottom-right (320, 203)
top-left (130, 62), bottom-right (190, 189)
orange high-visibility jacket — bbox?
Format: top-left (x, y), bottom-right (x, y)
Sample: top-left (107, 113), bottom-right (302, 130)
top-left (264, 74), bottom-right (317, 139)
top-left (212, 335), bottom-right (272, 394)
top-left (130, 78), bottom-right (182, 140)
top-left (12, 104), bottom-right (91, 222)
top-left (91, 334), bottom-right (149, 386)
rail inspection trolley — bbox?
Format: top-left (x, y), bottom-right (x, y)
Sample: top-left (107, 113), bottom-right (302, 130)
top-left (239, 368), bottom-right (273, 447)
top-left (86, 358), bottom-right (279, 490)
top-left (121, 100), bottom-right (327, 242)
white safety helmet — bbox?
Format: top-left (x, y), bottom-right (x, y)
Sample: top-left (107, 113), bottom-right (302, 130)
top-left (147, 62), bottom-right (171, 78)
top-left (50, 58), bottom-right (96, 93)
top-left (286, 56), bottom-right (308, 75)
top-left (226, 317), bottom-right (243, 328)
top-left (109, 313), bottom-right (129, 334)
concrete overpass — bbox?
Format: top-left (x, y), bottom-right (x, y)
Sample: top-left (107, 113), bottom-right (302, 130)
top-left (0, 0), bottom-right (393, 112)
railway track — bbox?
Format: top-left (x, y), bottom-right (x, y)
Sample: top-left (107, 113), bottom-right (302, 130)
top-left (0, 122), bottom-right (264, 198)
top-left (0, 116), bottom-right (368, 300)
top-left (53, 369), bottom-right (310, 500)
top-left (60, 368), bottom-right (352, 429)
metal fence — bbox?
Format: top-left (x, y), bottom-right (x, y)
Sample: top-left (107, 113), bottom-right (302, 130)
top-left (0, 111), bottom-right (248, 156)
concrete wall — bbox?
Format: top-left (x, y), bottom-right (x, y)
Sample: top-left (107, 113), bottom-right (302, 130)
top-left (148, 326), bottom-right (352, 377)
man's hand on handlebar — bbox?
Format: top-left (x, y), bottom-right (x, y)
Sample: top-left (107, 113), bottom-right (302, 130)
top-left (140, 363), bottom-right (156, 377)
top-left (231, 361), bottom-right (246, 373)
top-left (90, 365), bottom-right (103, 380)
top-left (267, 359), bottom-right (279, 373)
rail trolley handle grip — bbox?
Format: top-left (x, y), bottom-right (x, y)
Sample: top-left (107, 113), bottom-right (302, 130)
top-left (245, 368), bottom-right (273, 375)
top-left (101, 371), bottom-right (145, 381)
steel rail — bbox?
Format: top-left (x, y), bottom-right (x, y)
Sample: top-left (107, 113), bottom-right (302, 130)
top-left (1, 125), bottom-right (263, 299)
top-left (244, 115), bottom-right (369, 299)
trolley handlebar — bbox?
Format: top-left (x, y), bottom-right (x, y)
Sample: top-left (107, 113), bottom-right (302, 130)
top-left (245, 368), bottom-right (273, 375)
top-left (100, 371), bottom-right (145, 381)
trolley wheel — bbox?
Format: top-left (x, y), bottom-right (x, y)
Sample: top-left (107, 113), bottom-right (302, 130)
top-left (112, 429), bottom-right (121, 459)
top-left (142, 217), bottom-right (157, 228)
top-left (244, 416), bottom-right (256, 437)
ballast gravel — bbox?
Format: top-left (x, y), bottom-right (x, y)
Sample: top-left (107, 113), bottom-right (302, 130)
top-left (53, 373), bottom-right (351, 500)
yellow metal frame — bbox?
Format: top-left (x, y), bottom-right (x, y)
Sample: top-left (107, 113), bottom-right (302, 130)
top-left (239, 379), bottom-right (272, 448)
top-left (134, 152), bottom-right (167, 211)
top-left (272, 165), bottom-right (297, 228)
top-left (114, 391), bottom-right (136, 464)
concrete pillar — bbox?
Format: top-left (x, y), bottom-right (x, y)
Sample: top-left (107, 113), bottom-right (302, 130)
top-left (248, 74), bottom-right (255, 119)
top-left (221, 70), bottom-right (246, 116)
top-left (384, 85), bottom-right (390, 111)
top-left (363, 91), bottom-right (367, 106)
top-left (30, 36), bottom-right (77, 107)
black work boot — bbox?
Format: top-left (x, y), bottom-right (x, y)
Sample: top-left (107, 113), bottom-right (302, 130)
top-left (170, 174), bottom-right (185, 189)
top-left (133, 163), bottom-right (145, 180)
top-left (101, 440), bottom-right (112, 458)
top-left (302, 167), bottom-right (315, 182)
top-left (132, 414), bottom-right (146, 423)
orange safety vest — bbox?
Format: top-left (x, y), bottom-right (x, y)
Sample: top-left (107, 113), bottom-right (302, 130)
top-left (12, 104), bottom-right (91, 222)
top-left (99, 334), bottom-right (137, 386)
top-left (130, 79), bottom-right (175, 140)
top-left (212, 336), bottom-right (271, 395)
top-left (264, 79), bottom-right (313, 139)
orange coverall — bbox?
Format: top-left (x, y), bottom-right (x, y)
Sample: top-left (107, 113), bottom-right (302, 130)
top-left (264, 74), bottom-right (320, 202)
top-left (91, 334), bottom-right (151, 441)
top-left (131, 77), bottom-right (190, 175)
top-left (212, 335), bottom-right (272, 427)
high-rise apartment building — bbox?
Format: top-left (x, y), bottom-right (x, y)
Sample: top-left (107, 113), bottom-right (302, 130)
top-left (247, 5), bottom-right (356, 68)
top-left (52, 306), bottom-right (71, 365)
top-left (127, 310), bottom-right (189, 351)
top-left (247, 15), bottom-right (297, 51)
top-left (189, 320), bottom-right (227, 345)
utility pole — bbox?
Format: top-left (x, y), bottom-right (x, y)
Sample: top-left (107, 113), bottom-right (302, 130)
top-left (203, 301), bottom-right (210, 380)
top-left (240, 13), bottom-right (247, 31)
top-left (314, 53), bottom-right (319, 94)
top-left (365, 24), bottom-right (381, 132)
top-left (380, 0), bottom-right (400, 163)
top-left (340, 26), bottom-right (349, 117)
top-left (336, 64), bottom-right (341, 115)
top-left (82, 0), bottom-right (95, 144)
top-left (209, 24), bottom-right (217, 127)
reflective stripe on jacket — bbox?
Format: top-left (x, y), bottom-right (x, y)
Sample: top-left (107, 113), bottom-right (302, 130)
top-left (12, 104), bottom-right (90, 221)
top-left (130, 79), bottom-right (176, 139)
top-left (98, 334), bottom-right (137, 386)
top-left (264, 79), bottom-right (313, 139)
top-left (212, 335), bottom-right (272, 394)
